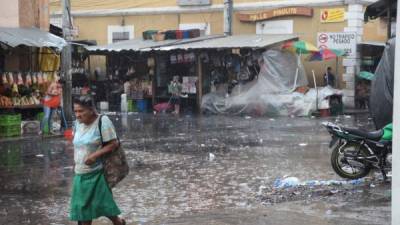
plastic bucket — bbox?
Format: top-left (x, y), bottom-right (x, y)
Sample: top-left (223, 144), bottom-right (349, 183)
top-left (137, 99), bottom-right (148, 113)
top-left (64, 128), bottom-right (73, 140)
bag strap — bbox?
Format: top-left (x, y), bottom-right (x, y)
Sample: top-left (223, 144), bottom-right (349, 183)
top-left (98, 114), bottom-right (104, 145)
top-left (98, 114), bottom-right (120, 147)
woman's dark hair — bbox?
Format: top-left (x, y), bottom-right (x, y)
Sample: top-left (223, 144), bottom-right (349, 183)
top-left (73, 95), bottom-right (95, 109)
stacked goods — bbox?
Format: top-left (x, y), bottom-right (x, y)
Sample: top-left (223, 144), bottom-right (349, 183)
top-left (0, 72), bottom-right (50, 108)
top-left (145, 29), bottom-right (201, 41)
top-left (143, 30), bottom-right (158, 40)
top-left (0, 114), bottom-right (21, 137)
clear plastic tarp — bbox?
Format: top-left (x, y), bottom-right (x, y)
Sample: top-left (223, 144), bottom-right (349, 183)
top-left (201, 49), bottom-right (342, 116)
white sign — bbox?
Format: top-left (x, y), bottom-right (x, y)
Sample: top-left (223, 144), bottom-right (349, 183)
top-left (317, 32), bottom-right (357, 57)
top-left (256, 20), bottom-right (293, 35)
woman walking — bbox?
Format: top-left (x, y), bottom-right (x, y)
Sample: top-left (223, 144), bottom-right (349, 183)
top-left (70, 95), bottom-right (125, 225)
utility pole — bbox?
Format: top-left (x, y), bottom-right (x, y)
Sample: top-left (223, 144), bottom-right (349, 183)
top-left (61, 0), bottom-right (73, 125)
top-left (223, 0), bottom-right (233, 36)
top-left (392, 1), bottom-right (400, 224)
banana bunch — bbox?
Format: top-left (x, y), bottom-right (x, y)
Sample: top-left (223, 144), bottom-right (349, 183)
top-left (0, 95), bottom-right (13, 107)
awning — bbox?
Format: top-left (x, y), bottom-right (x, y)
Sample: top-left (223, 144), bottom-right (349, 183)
top-left (0, 27), bottom-right (67, 50)
top-left (86, 35), bottom-right (224, 53)
top-left (151, 34), bottom-right (298, 51)
top-left (358, 41), bottom-right (386, 47)
top-left (364, 0), bottom-right (397, 22)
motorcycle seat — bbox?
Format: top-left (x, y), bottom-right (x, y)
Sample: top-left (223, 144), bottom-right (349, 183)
top-left (343, 127), bottom-right (384, 141)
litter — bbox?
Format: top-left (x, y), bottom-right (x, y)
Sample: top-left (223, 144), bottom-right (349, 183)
top-left (299, 143), bottom-right (308, 147)
top-left (273, 177), bottom-right (366, 189)
top-left (35, 154), bottom-right (44, 157)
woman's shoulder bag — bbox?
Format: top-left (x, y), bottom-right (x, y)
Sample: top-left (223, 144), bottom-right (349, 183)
top-left (98, 115), bottom-right (130, 188)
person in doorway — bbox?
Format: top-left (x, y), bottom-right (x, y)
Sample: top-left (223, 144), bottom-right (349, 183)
top-left (70, 95), bottom-right (126, 225)
top-left (323, 67), bottom-right (336, 87)
top-left (356, 80), bottom-right (370, 109)
top-left (168, 76), bottom-right (182, 115)
top-left (40, 74), bottom-right (67, 135)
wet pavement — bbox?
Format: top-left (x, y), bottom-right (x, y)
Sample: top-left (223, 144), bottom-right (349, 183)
top-left (0, 113), bottom-right (390, 225)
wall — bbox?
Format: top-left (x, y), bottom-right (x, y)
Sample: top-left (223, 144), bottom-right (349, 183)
top-left (17, 0), bottom-right (49, 30)
top-left (0, 0), bottom-right (19, 27)
top-left (66, 3), bottom-right (383, 88)
top-left (49, 0), bottom-right (280, 12)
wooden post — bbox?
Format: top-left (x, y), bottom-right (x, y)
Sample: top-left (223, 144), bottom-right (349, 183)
top-left (197, 54), bottom-right (203, 112)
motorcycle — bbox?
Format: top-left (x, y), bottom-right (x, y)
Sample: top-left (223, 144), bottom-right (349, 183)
top-left (322, 122), bottom-right (392, 180)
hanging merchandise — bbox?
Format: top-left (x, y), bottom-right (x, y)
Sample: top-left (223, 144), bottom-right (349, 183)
top-left (170, 54), bottom-right (177, 64)
top-left (147, 57), bottom-right (155, 67)
top-left (32, 73), bottom-right (37, 84)
top-left (26, 73), bottom-right (32, 86)
top-left (188, 52), bottom-right (196, 62)
top-left (8, 72), bottom-right (14, 84)
top-left (38, 72), bottom-right (44, 85)
top-left (2, 73), bottom-right (8, 84)
top-left (149, 68), bottom-right (155, 76)
top-left (43, 72), bottom-right (48, 83)
top-left (184, 53), bottom-right (191, 63)
top-left (200, 52), bottom-right (209, 63)
top-left (177, 54), bottom-right (184, 63)
top-left (17, 73), bottom-right (23, 85)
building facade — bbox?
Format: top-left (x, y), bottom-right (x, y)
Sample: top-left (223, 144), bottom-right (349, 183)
top-left (50, 0), bottom-right (386, 107)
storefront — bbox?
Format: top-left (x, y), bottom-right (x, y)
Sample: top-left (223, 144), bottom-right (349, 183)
top-left (86, 35), bottom-right (220, 112)
top-left (86, 34), bottom-right (298, 113)
top-left (153, 34), bottom-right (299, 113)
top-left (0, 27), bottom-right (66, 137)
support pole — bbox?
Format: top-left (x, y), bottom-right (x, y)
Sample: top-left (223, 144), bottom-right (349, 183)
top-left (61, 0), bottom-right (73, 125)
top-left (197, 54), bottom-right (203, 112)
top-left (392, 1), bottom-right (400, 224)
top-left (223, 0), bottom-right (233, 36)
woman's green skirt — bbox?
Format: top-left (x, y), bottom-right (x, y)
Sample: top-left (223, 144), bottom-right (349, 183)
top-left (69, 170), bottom-right (121, 221)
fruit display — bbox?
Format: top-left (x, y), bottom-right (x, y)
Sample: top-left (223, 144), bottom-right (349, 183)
top-left (0, 71), bottom-right (55, 108)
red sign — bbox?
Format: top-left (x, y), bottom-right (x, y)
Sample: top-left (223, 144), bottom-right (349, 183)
top-left (319, 34), bottom-right (328, 43)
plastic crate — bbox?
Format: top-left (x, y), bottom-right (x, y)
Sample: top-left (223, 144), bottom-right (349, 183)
top-left (127, 99), bottom-right (137, 112)
top-left (0, 114), bottom-right (21, 126)
top-left (0, 125), bottom-right (21, 137)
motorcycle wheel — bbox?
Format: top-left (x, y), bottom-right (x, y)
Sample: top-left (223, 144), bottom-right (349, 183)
top-left (331, 142), bottom-right (371, 179)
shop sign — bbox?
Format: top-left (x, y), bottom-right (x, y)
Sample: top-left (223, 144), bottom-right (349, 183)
top-left (317, 32), bottom-right (357, 57)
top-left (238, 7), bottom-right (313, 22)
top-left (320, 8), bottom-right (345, 23)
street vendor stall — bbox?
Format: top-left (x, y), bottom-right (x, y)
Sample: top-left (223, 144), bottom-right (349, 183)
top-left (85, 34), bottom-right (220, 112)
top-left (0, 27), bottom-right (66, 137)
top-left (153, 34), bottom-right (299, 113)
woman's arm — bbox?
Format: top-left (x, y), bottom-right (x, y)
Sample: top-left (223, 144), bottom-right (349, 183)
top-left (84, 139), bottom-right (120, 165)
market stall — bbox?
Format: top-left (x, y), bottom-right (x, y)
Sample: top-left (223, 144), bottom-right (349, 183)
top-left (0, 27), bottom-right (66, 137)
top-left (153, 34), bottom-right (299, 113)
top-left (86, 34), bottom-right (219, 112)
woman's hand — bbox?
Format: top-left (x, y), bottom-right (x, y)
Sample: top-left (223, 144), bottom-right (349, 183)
top-left (84, 153), bottom-right (98, 165)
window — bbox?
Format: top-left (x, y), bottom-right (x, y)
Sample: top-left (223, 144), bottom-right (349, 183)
top-left (179, 23), bottom-right (211, 36)
top-left (107, 25), bottom-right (134, 44)
top-left (256, 20), bottom-right (293, 35)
